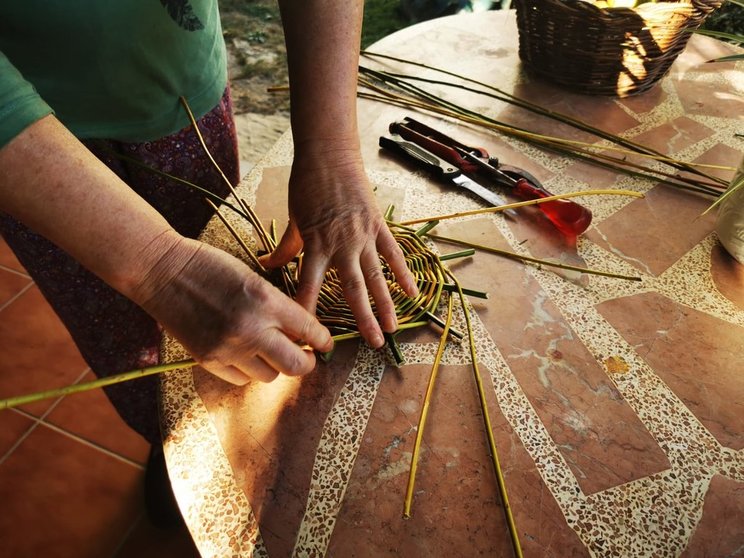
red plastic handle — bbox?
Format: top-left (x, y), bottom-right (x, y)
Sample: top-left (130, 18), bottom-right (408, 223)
top-left (513, 178), bottom-right (593, 236)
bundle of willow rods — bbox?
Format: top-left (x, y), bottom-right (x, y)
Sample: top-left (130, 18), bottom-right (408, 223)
top-left (358, 51), bottom-right (734, 198)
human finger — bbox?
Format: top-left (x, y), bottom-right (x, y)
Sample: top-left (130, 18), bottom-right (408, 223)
top-left (255, 330), bottom-right (319, 377)
top-left (276, 302), bottom-right (334, 353)
top-left (336, 255), bottom-right (384, 348)
top-left (199, 357), bottom-right (279, 385)
top-left (376, 228), bottom-right (418, 298)
top-left (259, 221), bottom-right (303, 269)
top-left (360, 243), bottom-right (398, 333)
top-left (294, 247), bottom-right (331, 316)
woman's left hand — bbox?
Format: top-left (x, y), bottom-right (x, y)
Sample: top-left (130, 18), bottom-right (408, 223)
top-left (259, 145), bottom-right (418, 348)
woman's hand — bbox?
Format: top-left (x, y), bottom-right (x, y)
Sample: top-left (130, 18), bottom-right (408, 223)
top-left (259, 146), bottom-right (418, 349)
top-left (132, 233), bottom-right (334, 384)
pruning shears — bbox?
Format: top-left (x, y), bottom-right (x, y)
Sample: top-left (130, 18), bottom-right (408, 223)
top-left (383, 117), bottom-right (593, 236)
top-left (379, 134), bottom-right (516, 216)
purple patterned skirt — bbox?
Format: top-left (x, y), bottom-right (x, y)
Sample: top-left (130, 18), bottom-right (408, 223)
top-left (0, 89), bottom-right (240, 444)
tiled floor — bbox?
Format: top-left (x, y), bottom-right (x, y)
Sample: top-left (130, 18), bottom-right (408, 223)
top-left (0, 237), bottom-right (200, 558)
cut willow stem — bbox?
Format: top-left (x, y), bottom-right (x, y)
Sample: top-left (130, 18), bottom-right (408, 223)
top-left (449, 272), bottom-right (523, 558)
top-left (359, 51), bottom-right (728, 186)
top-left (357, 68), bottom-right (727, 195)
top-left (385, 332), bottom-right (406, 366)
top-left (0, 360), bottom-right (197, 410)
top-left (429, 233), bottom-right (642, 282)
top-left (439, 248), bottom-right (475, 261)
top-left (415, 220), bottom-right (440, 236)
top-left (403, 294), bottom-right (454, 519)
top-left (205, 199), bottom-right (267, 274)
top-left (399, 189), bottom-right (644, 226)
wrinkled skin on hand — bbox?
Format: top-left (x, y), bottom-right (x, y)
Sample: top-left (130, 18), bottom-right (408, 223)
top-left (260, 147), bottom-right (419, 348)
top-left (134, 234), bottom-right (334, 385)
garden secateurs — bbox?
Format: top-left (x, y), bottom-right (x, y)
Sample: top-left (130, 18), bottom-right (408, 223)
top-left (381, 117), bottom-right (593, 236)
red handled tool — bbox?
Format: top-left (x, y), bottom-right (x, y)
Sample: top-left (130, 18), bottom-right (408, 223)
top-left (390, 117), bottom-right (593, 236)
top-left (379, 134), bottom-right (515, 213)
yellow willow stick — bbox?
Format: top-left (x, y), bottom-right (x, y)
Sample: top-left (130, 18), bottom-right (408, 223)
top-left (0, 323), bottom-right (444, 411)
top-left (206, 199), bottom-right (268, 274)
top-left (389, 220), bottom-right (641, 281)
top-left (400, 189), bottom-right (643, 226)
top-left (428, 233), bottom-right (642, 282)
top-left (403, 295), bottom-right (454, 518)
top-left (359, 78), bottom-right (734, 173)
top-left (357, 89), bottom-right (726, 193)
top-left (450, 272), bottom-right (523, 558)
top-left (0, 360), bottom-right (197, 411)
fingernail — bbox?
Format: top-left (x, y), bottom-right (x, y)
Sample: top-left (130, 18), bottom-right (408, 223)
top-left (371, 332), bottom-right (384, 348)
top-left (383, 314), bottom-right (397, 332)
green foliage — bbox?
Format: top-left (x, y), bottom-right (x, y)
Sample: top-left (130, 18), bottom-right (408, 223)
top-left (701, 0), bottom-right (744, 37)
top-left (699, 0), bottom-right (744, 61)
top-left (362, 0), bottom-right (411, 48)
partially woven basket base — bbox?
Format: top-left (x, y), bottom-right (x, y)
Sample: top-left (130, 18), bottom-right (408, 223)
top-left (514, 0), bottom-right (723, 96)
top-left (314, 228), bottom-right (446, 336)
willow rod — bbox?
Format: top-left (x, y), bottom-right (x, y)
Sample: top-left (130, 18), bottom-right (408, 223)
top-left (403, 295), bottom-right (454, 518)
top-left (399, 189), bottom-right (644, 226)
top-left (359, 51), bottom-right (728, 185)
top-left (0, 360), bottom-right (197, 410)
top-left (450, 272), bottom-right (523, 558)
top-left (358, 88), bottom-right (723, 196)
top-left (356, 71), bottom-right (726, 196)
top-left (429, 233), bottom-right (643, 282)
top-left (1, 320), bottom-right (463, 411)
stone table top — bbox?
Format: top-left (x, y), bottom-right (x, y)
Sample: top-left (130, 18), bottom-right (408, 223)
top-left (159, 10), bottom-right (744, 558)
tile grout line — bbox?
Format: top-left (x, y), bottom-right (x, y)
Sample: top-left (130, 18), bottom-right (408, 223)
top-left (0, 262), bottom-right (30, 278)
top-left (0, 409), bottom-right (43, 465)
top-left (0, 366), bottom-right (90, 465)
top-left (0, 280), bottom-right (34, 313)
top-left (109, 512), bottom-right (147, 558)
top-left (3, 368), bottom-right (147, 469)
top-left (33, 414), bottom-right (146, 470)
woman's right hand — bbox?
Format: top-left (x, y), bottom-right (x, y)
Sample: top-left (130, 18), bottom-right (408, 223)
top-left (131, 233), bottom-right (334, 385)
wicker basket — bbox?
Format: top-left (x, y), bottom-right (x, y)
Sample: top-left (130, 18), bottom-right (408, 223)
top-left (513, 0), bottom-right (723, 96)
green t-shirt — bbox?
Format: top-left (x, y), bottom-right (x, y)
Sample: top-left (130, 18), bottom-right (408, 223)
top-left (0, 0), bottom-right (227, 148)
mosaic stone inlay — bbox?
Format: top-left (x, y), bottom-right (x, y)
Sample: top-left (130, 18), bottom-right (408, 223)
top-left (160, 11), bottom-right (743, 558)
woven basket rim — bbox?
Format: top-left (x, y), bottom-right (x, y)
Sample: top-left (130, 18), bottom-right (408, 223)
top-left (525, 0), bottom-right (717, 21)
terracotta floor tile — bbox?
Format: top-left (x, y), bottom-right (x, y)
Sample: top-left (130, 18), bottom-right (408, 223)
top-left (0, 423), bottom-right (143, 558)
top-left (113, 518), bottom-right (200, 558)
top-left (0, 237), bottom-right (27, 274)
top-left (0, 266), bottom-right (32, 309)
top-left (0, 409), bottom-right (36, 457)
top-left (0, 286), bottom-right (88, 417)
top-left (45, 372), bottom-right (151, 465)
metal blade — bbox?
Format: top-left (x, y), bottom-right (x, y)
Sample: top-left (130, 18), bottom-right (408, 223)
top-left (451, 175), bottom-right (517, 218)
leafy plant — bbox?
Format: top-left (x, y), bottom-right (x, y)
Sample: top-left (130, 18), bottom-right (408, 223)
top-left (697, 0), bottom-right (744, 62)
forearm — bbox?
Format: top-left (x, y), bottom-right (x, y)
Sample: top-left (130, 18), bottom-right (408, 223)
top-left (278, 0), bottom-right (364, 157)
top-left (0, 115), bottom-right (186, 303)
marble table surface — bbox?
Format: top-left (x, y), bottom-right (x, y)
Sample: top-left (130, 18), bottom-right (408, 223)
top-left (159, 10), bottom-right (744, 558)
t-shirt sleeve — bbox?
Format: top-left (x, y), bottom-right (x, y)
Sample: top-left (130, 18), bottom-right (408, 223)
top-left (0, 51), bottom-right (54, 149)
